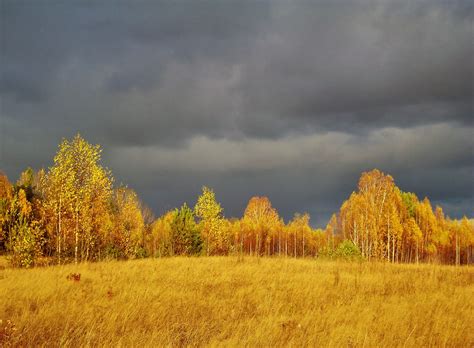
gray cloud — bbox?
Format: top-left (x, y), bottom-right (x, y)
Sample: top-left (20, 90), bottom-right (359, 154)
top-left (102, 123), bottom-right (473, 223)
top-left (237, 1), bottom-right (473, 131)
top-left (1, 0), bottom-right (472, 225)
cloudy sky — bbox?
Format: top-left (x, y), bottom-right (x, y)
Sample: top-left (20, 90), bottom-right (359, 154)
top-left (1, 0), bottom-right (473, 225)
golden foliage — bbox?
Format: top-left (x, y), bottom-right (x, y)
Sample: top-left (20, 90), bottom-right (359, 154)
top-left (334, 169), bottom-right (474, 264)
top-left (194, 186), bottom-right (225, 255)
top-left (2, 135), bottom-right (473, 267)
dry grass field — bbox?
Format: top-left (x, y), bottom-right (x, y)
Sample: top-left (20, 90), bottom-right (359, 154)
top-left (1, 257), bottom-right (473, 347)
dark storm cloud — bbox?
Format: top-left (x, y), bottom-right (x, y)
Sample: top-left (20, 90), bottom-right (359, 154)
top-left (1, 0), bottom-right (472, 224)
top-left (236, 1), bottom-right (473, 133)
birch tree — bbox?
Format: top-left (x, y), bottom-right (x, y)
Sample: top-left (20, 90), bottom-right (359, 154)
top-left (194, 186), bottom-right (224, 255)
top-left (43, 134), bottom-right (113, 263)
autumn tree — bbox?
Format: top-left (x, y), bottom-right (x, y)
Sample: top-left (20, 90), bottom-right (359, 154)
top-left (0, 172), bottom-right (13, 199)
top-left (111, 186), bottom-right (145, 258)
top-left (242, 196), bottom-right (281, 256)
top-left (329, 169), bottom-right (474, 264)
top-left (6, 188), bottom-right (45, 267)
top-left (194, 186), bottom-right (224, 255)
top-left (141, 202), bottom-right (155, 238)
top-left (287, 213), bottom-right (313, 258)
top-left (149, 211), bottom-right (175, 257)
top-left (415, 198), bottom-right (442, 262)
top-left (450, 217), bottom-right (474, 265)
top-left (402, 217), bottom-right (423, 263)
top-left (0, 168), bottom-right (47, 267)
top-left (338, 170), bottom-right (413, 261)
top-left (42, 134), bottom-right (113, 263)
top-left (170, 203), bottom-right (201, 255)
top-left (0, 172), bottom-right (13, 251)
top-left (325, 213), bottom-right (338, 252)
top-left (221, 218), bottom-right (242, 256)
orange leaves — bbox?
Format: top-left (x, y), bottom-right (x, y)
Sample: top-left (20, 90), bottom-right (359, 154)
top-left (244, 196), bottom-right (279, 226)
top-left (17, 189), bottom-right (32, 218)
top-left (0, 172), bottom-right (13, 200)
top-left (242, 196), bottom-right (281, 256)
top-left (333, 168), bottom-right (474, 264)
top-left (112, 187), bottom-right (145, 258)
top-left (358, 169), bottom-right (394, 196)
top-left (3, 134), bottom-right (473, 267)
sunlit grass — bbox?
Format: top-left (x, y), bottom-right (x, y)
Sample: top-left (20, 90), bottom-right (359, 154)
top-left (1, 257), bottom-right (473, 347)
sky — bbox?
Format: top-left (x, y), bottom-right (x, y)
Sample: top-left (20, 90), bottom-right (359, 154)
top-left (0, 0), bottom-right (473, 226)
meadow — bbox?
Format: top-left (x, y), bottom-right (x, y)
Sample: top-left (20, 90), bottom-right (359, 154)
top-left (1, 257), bottom-right (473, 347)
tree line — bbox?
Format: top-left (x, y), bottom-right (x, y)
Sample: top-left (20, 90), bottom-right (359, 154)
top-left (0, 135), bottom-right (472, 267)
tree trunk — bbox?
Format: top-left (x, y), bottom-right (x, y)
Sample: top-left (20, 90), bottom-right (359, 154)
top-left (75, 210), bottom-right (79, 265)
top-left (256, 234), bottom-right (259, 257)
top-left (416, 241), bottom-right (419, 264)
top-left (455, 231), bottom-right (460, 266)
top-left (387, 216), bottom-right (390, 262)
top-left (302, 232), bottom-right (305, 258)
top-left (279, 230), bottom-right (281, 256)
top-left (392, 236), bottom-right (395, 263)
top-left (294, 231), bottom-right (297, 258)
top-left (58, 197), bottom-right (62, 264)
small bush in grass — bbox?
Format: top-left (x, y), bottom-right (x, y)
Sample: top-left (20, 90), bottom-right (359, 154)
top-left (319, 240), bottom-right (363, 261)
top-left (134, 247), bottom-right (148, 259)
top-left (103, 245), bottom-right (124, 260)
top-left (334, 240), bottom-right (362, 260)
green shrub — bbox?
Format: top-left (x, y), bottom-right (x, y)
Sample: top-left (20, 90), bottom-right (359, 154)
top-left (318, 240), bottom-right (363, 261)
top-left (103, 245), bottom-right (124, 260)
top-left (134, 246), bottom-right (148, 259)
top-left (7, 219), bottom-right (44, 268)
top-left (334, 240), bottom-right (362, 260)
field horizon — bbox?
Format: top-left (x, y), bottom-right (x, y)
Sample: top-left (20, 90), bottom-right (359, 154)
top-left (1, 256), bottom-right (473, 347)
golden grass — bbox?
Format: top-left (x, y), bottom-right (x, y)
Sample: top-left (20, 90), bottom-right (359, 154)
top-left (1, 257), bottom-right (473, 347)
